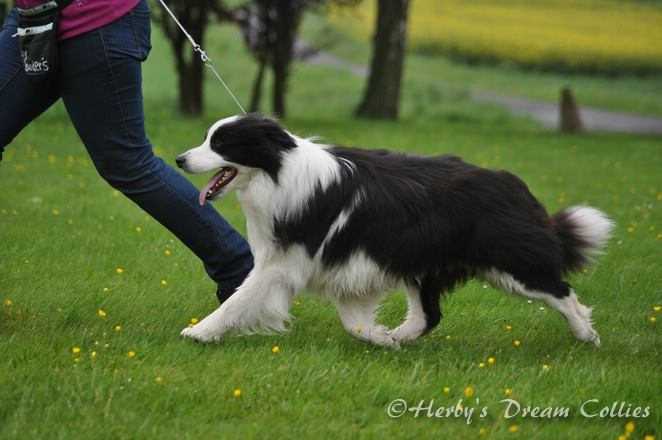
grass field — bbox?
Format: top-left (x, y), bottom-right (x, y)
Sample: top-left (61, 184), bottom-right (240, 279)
top-left (1, 15), bottom-right (661, 440)
top-left (328, 0), bottom-right (662, 75)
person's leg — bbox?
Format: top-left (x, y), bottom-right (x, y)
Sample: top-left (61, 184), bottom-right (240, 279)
top-left (0, 9), bottom-right (60, 159)
top-left (58, 3), bottom-right (253, 298)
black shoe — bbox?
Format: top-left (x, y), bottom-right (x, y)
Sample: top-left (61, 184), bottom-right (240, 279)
top-left (216, 284), bottom-right (240, 304)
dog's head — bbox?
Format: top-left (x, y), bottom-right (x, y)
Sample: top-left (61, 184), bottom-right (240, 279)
top-left (176, 113), bottom-right (296, 205)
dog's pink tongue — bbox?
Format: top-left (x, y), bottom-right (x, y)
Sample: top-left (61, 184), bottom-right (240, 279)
top-left (198, 173), bottom-right (221, 206)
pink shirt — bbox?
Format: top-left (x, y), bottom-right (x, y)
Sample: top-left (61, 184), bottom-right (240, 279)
top-left (15, 0), bottom-right (141, 40)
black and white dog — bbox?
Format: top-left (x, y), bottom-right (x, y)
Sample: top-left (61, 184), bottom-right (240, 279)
top-left (176, 114), bottom-right (614, 347)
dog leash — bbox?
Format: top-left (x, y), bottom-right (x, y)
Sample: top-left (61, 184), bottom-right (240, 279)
top-left (157, 0), bottom-right (247, 114)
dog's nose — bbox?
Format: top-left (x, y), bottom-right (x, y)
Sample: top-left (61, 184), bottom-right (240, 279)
top-left (175, 154), bottom-right (187, 168)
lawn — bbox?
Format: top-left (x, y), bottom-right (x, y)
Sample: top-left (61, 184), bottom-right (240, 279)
top-left (1, 15), bottom-right (661, 440)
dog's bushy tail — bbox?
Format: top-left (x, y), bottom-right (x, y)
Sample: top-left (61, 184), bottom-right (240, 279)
top-left (551, 206), bottom-right (615, 274)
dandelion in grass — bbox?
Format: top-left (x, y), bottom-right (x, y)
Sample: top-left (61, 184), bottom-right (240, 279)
top-left (98, 309), bottom-right (107, 318)
top-left (160, 279), bottom-right (168, 286)
top-left (513, 339), bottom-right (521, 347)
top-left (135, 226), bottom-right (142, 233)
top-left (487, 356), bottom-right (495, 365)
top-left (478, 362), bottom-right (485, 368)
top-left (542, 364), bottom-right (550, 372)
top-left (479, 427), bottom-right (487, 436)
top-left (71, 346), bottom-right (81, 354)
top-left (464, 386), bottom-right (474, 398)
top-left (652, 305), bottom-right (660, 312)
top-left (505, 324), bottom-right (512, 331)
top-left (128, 351), bottom-right (136, 359)
top-left (505, 388), bottom-right (513, 396)
top-left (52, 209), bottom-right (60, 216)
top-left (188, 317), bottom-right (199, 328)
top-left (4, 298), bottom-right (13, 307)
top-left (644, 435), bottom-right (655, 440)
top-left (164, 249), bottom-right (172, 256)
top-left (445, 335), bottom-right (452, 341)
top-left (233, 388), bottom-right (241, 398)
top-left (155, 376), bottom-right (164, 384)
top-left (91, 351), bottom-right (97, 359)
top-left (293, 300), bottom-right (301, 306)
top-left (272, 345), bottom-right (280, 353)
top-left (625, 421), bottom-right (635, 433)
top-left (114, 325), bottom-right (122, 332)
top-left (442, 386), bottom-right (450, 394)
top-left (509, 425), bottom-right (519, 433)
top-left (102, 287), bottom-right (110, 293)
top-left (649, 317), bottom-right (657, 323)
top-left (116, 268), bottom-right (124, 275)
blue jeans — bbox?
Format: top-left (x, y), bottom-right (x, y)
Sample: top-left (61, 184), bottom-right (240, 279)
top-left (0, 1), bottom-right (253, 299)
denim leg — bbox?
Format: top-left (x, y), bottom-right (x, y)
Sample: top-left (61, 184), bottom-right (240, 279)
top-left (58, 7), bottom-right (253, 294)
top-left (0, 9), bottom-right (59, 158)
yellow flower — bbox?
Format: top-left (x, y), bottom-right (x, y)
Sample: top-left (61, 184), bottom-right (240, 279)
top-left (513, 339), bottom-right (521, 347)
top-left (272, 345), bottom-right (280, 353)
top-left (445, 335), bottom-right (452, 341)
top-left (71, 346), bottom-right (81, 354)
top-left (487, 356), bottom-right (495, 365)
top-left (644, 435), bottom-right (655, 440)
top-left (102, 287), bottom-right (110, 293)
top-left (509, 425), bottom-right (519, 433)
top-left (627, 226), bottom-right (635, 234)
top-left (464, 386), bottom-right (475, 398)
top-left (442, 386), bottom-right (450, 393)
top-left (98, 309), bottom-right (107, 318)
top-left (135, 226), bottom-right (142, 233)
top-left (67, 219), bottom-right (74, 225)
top-left (114, 325), bottom-right (122, 332)
top-left (618, 435), bottom-right (626, 440)
top-left (233, 388), bottom-right (241, 398)
top-left (505, 388), bottom-right (513, 396)
top-left (650, 316), bottom-right (657, 323)
top-left (478, 362), bottom-right (485, 368)
top-left (542, 364), bottom-right (550, 372)
top-left (653, 305), bottom-right (661, 312)
top-left (293, 300), bottom-right (301, 305)
top-left (625, 421), bottom-right (635, 433)
top-left (479, 427), bottom-right (487, 436)
top-left (128, 351), bottom-right (136, 359)
top-left (190, 317), bottom-right (199, 325)
top-left (164, 249), bottom-right (172, 256)
top-left (52, 209), bottom-right (60, 216)
top-left (90, 351), bottom-right (97, 359)
top-left (155, 376), bottom-right (164, 384)
top-left (116, 268), bottom-right (124, 274)
top-left (4, 298), bottom-right (13, 307)
top-left (160, 279), bottom-right (168, 286)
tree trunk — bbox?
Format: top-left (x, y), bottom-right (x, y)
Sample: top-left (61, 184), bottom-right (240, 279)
top-left (271, 1), bottom-right (303, 118)
top-left (559, 87), bottom-right (583, 133)
top-left (249, 58), bottom-right (267, 113)
top-left (356, 0), bottom-right (409, 119)
top-left (156, 0), bottom-right (211, 116)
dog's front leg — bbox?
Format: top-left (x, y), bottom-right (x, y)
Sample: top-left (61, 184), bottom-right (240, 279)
top-left (181, 267), bottom-right (294, 342)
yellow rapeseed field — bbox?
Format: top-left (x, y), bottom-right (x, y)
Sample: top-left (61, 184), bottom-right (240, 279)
top-left (329, 0), bottom-right (662, 74)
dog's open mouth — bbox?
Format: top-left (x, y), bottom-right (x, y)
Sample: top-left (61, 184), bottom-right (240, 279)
top-left (198, 167), bottom-right (237, 205)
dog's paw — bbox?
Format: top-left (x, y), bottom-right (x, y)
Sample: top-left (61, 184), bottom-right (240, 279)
top-left (180, 324), bottom-right (220, 343)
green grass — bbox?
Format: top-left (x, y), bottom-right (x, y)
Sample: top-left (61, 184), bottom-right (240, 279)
top-left (1, 18), bottom-right (661, 440)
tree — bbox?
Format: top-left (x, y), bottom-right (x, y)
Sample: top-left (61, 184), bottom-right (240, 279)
top-left (154, 0), bottom-right (234, 116)
top-left (236, 0), bottom-right (306, 118)
top-left (356, 0), bottom-right (409, 119)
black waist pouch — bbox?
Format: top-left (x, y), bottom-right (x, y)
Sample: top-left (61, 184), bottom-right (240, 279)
top-left (15, 1), bottom-right (70, 85)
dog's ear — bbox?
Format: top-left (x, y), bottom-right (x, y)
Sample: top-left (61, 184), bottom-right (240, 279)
top-left (211, 113), bottom-right (297, 183)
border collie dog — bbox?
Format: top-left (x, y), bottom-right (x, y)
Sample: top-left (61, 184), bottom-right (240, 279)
top-left (176, 114), bottom-right (614, 347)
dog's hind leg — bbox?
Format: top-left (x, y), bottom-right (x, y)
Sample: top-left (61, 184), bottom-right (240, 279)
top-left (390, 273), bottom-right (466, 343)
top-left (181, 266), bottom-right (294, 342)
top-left (389, 287), bottom-right (429, 342)
top-left (335, 293), bottom-right (397, 347)
top-left (482, 269), bottom-right (600, 346)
